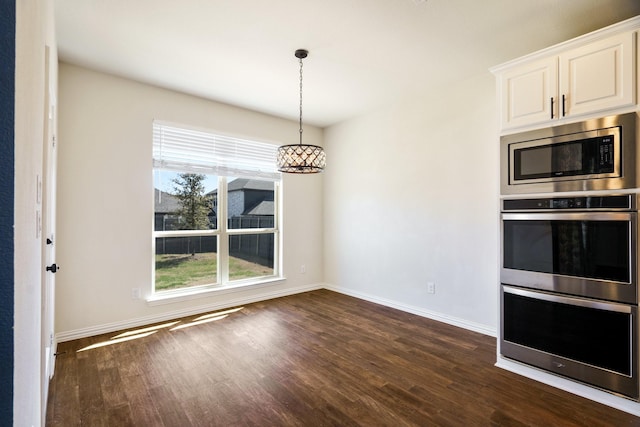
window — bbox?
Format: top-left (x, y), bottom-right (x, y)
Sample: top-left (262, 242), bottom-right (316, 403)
top-left (152, 122), bottom-right (281, 296)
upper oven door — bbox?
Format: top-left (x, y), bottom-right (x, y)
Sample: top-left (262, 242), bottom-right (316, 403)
top-left (501, 211), bottom-right (637, 303)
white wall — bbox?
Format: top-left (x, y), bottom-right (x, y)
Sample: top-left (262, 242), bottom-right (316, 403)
top-left (56, 63), bottom-right (324, 337)
top-left (14, 0), bottom-right (57, 425)
top-left (324, 72), bottom-right (499, 334)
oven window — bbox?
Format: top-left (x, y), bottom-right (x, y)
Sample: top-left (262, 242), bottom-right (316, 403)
top-left (503, 291), bottom-right (632, 376)
top-left (503, 219), bottom-right (630, 283)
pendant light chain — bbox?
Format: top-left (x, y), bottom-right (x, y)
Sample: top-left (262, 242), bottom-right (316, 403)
top-left (298, 55), bottom-right (304, 145)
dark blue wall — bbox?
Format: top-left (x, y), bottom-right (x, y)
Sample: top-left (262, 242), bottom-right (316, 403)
top-left (0, 0), bottom-right (15, 424)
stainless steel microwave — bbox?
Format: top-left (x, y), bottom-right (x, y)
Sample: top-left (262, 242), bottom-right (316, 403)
top-left (500, 113), bottom-right (639, 195)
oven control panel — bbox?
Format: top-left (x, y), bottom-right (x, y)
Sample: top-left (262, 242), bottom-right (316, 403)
top-left (503, 194), bottom-right (634, 211)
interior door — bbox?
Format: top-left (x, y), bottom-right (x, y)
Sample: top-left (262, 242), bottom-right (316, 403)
top-left (41, 45), bottom-right (57, 402)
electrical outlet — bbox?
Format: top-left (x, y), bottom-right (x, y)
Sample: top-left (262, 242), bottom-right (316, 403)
top-left (427, 282), bottom-right (436, 294)
top-left (300, 264), bottom-right (306, 274)
top-left (131, 287), bottom-right (141, 300)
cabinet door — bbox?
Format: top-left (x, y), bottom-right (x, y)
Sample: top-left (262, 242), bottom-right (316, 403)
top-left (500, 57), bottom-right (558, 129)
top-left (559, 32), bottom-right (635, 118)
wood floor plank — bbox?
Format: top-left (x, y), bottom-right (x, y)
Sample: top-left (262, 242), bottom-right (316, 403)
top-left (119, 372), bottom-right (165, 426)
top-left (46, 290), bottom-right (640, 426)
top-left (46, 342), bottom-right (81, 427)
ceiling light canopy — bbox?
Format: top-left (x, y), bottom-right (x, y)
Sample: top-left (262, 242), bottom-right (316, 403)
top-left (277, 49), bottom-right (326, 174)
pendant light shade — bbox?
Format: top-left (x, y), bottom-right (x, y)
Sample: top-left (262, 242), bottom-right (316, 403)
top-left (277, 49), bottom-right (326, 174)
top-left (276, 144), bottom-right (326, 173)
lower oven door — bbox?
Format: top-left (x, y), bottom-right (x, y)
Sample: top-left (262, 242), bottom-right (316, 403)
top-left (501, 211), bottom-right (636, 303)
top-left (501, 285), bottom-right (638, 399)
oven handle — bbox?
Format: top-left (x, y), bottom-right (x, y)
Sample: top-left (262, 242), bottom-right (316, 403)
top-left (503, 285), bottom-right (633, 313)
top-left (501, 212), bottom-right (634, 221)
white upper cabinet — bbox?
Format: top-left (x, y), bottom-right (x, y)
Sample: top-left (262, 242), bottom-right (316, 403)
top-left (500, 57), bottom-right (558, 129)
top-left (560, 32), bottom-right (634, 118)
top-left (494, 20), bottom-right (638, 131)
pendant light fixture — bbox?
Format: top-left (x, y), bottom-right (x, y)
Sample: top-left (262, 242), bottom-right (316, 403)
top-left (277, 49), bottom-right (326, 173)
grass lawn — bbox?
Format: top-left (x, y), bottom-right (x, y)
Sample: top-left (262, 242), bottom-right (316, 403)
top-left (155, 252), bottom-right (272, 291)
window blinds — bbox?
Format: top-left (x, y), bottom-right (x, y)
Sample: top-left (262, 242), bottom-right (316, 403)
top-left (153, 121), bottom-right (281, 180)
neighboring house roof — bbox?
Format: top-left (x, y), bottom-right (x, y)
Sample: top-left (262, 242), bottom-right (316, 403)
top-left (208, 178), bottom-right (272, 196)
top-left (245, 200), bottom-right (274, 216)
top-left (154, 189), bottom-right (181, 214)
top-left (227, 178), bottom-right (273, 192)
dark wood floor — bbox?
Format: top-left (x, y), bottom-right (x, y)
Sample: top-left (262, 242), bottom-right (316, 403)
top-left (46, 290), bottom-right (640, 426)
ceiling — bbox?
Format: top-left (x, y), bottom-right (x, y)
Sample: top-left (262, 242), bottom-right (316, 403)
top-left (55, 0), bottom-right (640, 128)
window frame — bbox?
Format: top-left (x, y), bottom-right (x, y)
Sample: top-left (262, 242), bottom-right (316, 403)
top-left (219, 176), bottom-right (281, 287)
top-left (150, 122), bottom-right (283, 302)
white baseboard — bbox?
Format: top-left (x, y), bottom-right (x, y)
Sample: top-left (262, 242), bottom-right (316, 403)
top-left (496, 356), bottom-right (640, 417)
top-left (56, 283), bottom-right (323, 342)
top-left (325, 284), bottom-right (497, 337)
top-left (56, 283), bottom-right (496, 343)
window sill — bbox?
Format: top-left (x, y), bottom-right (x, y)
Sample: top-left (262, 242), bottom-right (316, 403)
top-left (146, 276), bottom-right (286, 306)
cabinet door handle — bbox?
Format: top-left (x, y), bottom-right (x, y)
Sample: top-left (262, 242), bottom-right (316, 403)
top-left (562, 94), bottom-right (566, 117)
top-left (550, 97), bottom-right (554, 119)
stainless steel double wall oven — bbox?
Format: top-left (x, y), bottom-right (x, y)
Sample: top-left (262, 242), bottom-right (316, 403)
top-left (500, 112), bottom-right (640, 399)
